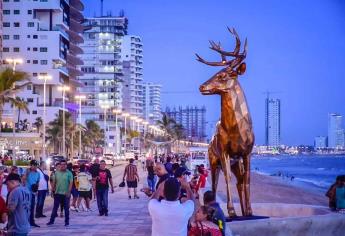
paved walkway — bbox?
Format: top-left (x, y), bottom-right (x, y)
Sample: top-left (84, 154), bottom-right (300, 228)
top-left (31, 163), bottom-right (152, 236)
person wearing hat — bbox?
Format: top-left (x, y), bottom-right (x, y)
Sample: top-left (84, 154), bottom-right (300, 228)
top-left (22, 160), bottom-right (40, 227)
top-left (6, 173), bottom-right (31, 235)
top-left (174, 167), bottom-right (192, 203)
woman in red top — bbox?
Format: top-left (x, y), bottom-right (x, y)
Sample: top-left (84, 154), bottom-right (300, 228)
top-left (188, 206), bottom-right (222, 236)
top-left (196, 166), bottom-right (207, 192)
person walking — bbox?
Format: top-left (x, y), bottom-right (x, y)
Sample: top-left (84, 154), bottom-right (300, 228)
top-left (47, 160), bottom-right (73, 227)
top-left (123, 158), bottom-right (140, 199)
top-left (35, 162), bottom-right (49, 218)
top-left (22, 160), bottom-right (40, 227)
top-left (6, 173), bottom-right (31, 236)
top-left (146, 159), bottom-right (156, 193)
top-left (95, 160), bottom-right (114, 216)
top-left (76, 164), bottom-right (92, 211)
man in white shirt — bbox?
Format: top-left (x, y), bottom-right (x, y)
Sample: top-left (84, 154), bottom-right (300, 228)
top-left (148, 177), bottom-right (195, 236)
top-left (77, 164), bottom-right (93, 211)
top-left (36, 162), bottom-right (49, 218)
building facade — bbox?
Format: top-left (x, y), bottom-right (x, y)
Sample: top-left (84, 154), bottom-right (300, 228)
top-left (165, 106), bottom-right (206, 142)
top-left (143, 82), bottom-right (162, 124)
top-left (0, 0), bottom-right (84, 155)
top-left (120, 35), bottom-right (144, 117)
top-left (314, 136), bottom-right (327, 149)
top-left (328, 113), bottom-right (344, 148)
top-left (265, 98), bottom-right (281, 146)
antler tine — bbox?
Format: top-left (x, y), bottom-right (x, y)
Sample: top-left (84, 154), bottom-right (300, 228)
top-left (227, 27), bottom-right (241, 55)
top-left (195, 53), bottom-right (229, 67)
top-left (209, 40), bottom-right (227, 62)
top-left (243, 38), bottom-right (248, 57)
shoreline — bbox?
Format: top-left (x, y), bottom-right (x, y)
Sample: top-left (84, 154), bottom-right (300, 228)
top-left (214, 171), bottom-right (328, 207)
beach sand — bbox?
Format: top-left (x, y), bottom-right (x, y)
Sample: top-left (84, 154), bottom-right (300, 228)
top-left (215, 172), bottom-right (328, 206)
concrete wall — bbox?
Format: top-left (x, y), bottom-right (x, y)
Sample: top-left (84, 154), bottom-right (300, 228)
top-left (228, 213), bottom-right (345, 236)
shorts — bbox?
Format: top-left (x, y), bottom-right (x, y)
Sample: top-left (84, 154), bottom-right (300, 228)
top-left (127, 181), bottom-right (138, 188)
top-left (71, 188), bottom-right (79, 198)
top-left (88, 189), bottom-right (92, 199)
top-left (78, 190), bottom-right (91, 199)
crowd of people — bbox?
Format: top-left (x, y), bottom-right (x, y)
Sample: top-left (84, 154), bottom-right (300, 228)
top-left (0, 157), bottom-right (116, 235)
top-left (144, 154), bottom-right (226, 236)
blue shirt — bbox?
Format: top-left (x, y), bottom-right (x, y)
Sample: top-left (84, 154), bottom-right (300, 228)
top-left (336, 186), bottom-right (345, 209)
top-left (26, 170), bottom-right (40, 193)
top-left (7, 186), bottom-right (31, 234)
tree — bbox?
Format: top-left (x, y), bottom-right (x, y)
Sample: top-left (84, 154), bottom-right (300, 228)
top-left (156, 113), bottom-right (176, 137)
top-left (33, 117), bottom-right (43, 134)
top-left (82, 120), bottom-right (104, 152)
top-left (0, 68), bottom-right (30, 123)
top-left (15, 97), bottom-right (29, 125)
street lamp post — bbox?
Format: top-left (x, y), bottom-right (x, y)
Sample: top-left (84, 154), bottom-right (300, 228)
top-left (38, 75), bottom-right (52, 161)
top-left (58, 85), bottom-right (70, 158)
top-left (113, 109), bottom-right (121, 155)
top-left (5, 58), bottom-right (23, 164)
top-left (75, 95), bottom-right (86, 157)
top-left (136, 118), bottom-right (143, 155)
top-left (101, 104), bottom-right (110, 154)
top-left (122, 113), bottom-right (129, 153)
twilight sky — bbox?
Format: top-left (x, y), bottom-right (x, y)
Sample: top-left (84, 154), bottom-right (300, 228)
top-left (83, 0), bottom-right (345, 145)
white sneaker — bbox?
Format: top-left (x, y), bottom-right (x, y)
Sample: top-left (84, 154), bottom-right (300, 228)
top-left (70, 206), bottom-right (76, 211)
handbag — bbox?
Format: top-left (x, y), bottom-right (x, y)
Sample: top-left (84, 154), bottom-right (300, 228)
top-left (119, 181), bottom-right (126, 187)
top-left (31, 183), bottom-right (39, 192)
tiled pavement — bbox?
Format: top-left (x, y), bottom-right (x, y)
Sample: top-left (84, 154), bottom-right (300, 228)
top-left (30, 163), bottom-right (152, 236)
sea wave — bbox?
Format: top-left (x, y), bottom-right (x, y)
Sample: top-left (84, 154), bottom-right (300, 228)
top-left (316, 167), bottom-right (326, 171)
top-left (295, 177), bottom-right (331, 188)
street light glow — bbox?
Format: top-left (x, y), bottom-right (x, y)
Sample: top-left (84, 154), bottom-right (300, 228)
top-left (38, 75), bottom-right (52, 81)
top-left (5, 58), bottom-right (23, 64)
top-left (57, 85), bottom-right (70, 91)
top-left (112, 109), bottom-right (122, 114)
top-left (75, 95), bottom-right (86, 100)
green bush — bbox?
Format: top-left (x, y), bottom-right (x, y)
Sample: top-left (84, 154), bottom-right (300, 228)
top-left (1, 128), bottom-right (13, 132)
top-left (4, 160), bottom-right (30, 166)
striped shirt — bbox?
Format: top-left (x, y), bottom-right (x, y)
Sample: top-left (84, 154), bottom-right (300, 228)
top-left (124, 164), bottom-right (138, 182)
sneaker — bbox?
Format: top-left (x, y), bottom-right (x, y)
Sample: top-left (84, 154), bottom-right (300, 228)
top-left (134, 195), bottom-right (139, 199)
top-left (128, 195), bottom-right (132, 199)
top-left (47, 221), bottom-right (54, 226)
top-left (30, 223), bottom-right (40, 228)
top-left (70, 206), bottom-right (76, 211)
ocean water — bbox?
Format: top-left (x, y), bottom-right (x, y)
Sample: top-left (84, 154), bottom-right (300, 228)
top-left (251, 155), bottom-right (345, 192)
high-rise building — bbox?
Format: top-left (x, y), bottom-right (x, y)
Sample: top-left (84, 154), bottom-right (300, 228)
top-left (328, 113), bottom-right (344, 148)
top-left (265, 98), bottom-right (281, 146)
top-left (78, 17), bottom-right (127, 123)
top-left (0, 1), bottom-right (84, 123)
top-left (78, 16), bottom-right (128, 153)
top-left (165, 106), bottom-right (206, 142)
top-left (120, 35), bottom-right (144, 117)
top-left (314, 136), bottom-right (327, 149)
top-left (143, 82), bottom-right (162, 124)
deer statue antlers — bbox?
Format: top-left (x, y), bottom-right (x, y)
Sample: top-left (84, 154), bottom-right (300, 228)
top-left (195, 27), bottom-right (247, 73)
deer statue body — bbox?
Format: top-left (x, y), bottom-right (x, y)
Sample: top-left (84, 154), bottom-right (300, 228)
top-left (197, 28), bottom-right (254, 217)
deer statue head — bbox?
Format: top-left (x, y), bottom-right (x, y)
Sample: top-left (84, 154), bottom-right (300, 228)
top-left (197, 27), bottom-right (247, 95)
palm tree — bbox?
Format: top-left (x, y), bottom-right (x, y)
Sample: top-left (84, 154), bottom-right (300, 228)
top-left (46, 112), bottom-right (74, 154)
top-left (156, 113), bottom-right (176, 137)
top-left (33, 117), bottom-right (43, 133)
top-left (82, 120), bottom-right (104, 152)
top-left (0, 68), bottom-right (30, 123)
top-left (15, 97), bottom-right (29, 125)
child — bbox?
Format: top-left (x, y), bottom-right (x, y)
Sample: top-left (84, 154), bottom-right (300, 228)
top-left (326, 175), bottom-right (343, 210)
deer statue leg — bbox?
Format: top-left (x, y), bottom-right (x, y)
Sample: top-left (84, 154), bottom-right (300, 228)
top-left (231, 160), bottom-right (245, 216)
top-left (209, 150), bottom-right (220, 193)
top-left (220, 154), bottom-right (236, 217)
top-left (243, 154), bottom-right (253, 216)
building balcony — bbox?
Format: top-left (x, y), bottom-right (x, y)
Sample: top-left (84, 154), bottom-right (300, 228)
top-left (31, 0), bottom-right (63, 11)
top-left (70, 0), bottom-right (84, 11)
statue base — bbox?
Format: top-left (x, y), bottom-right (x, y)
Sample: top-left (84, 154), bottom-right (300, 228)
top-left (226, 215), bottom-right (269, 222)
